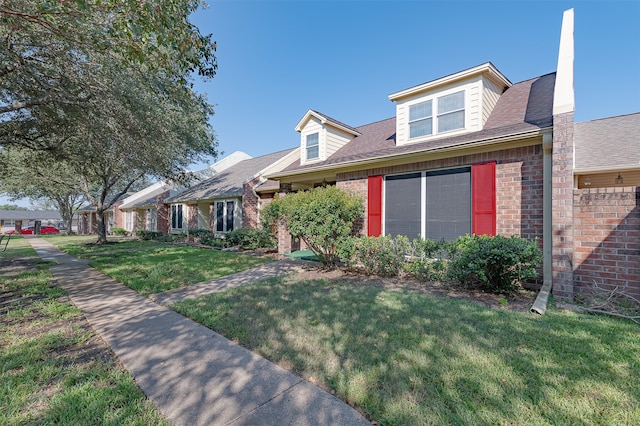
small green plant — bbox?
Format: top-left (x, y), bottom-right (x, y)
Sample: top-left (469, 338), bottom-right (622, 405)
top-left (447, 234), bottom-right (542, 294)
top-left (188, 228), bottom-right (212, 239)
top-left (199, 234), bottom-right (228, 248)
top-left (111, 227), bottom-right (128, 236)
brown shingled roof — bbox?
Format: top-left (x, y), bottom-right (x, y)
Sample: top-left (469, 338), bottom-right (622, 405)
top-left (280, 73), bottom-right (555, 174)
top-left (575, 112), bottom-right (640, 171)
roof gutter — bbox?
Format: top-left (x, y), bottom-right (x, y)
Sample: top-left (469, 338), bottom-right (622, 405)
top-left (268, 127), bottom-right (550, 180)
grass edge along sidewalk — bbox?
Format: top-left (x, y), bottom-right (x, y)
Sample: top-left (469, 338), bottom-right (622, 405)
top-left (0, 236), bottom-right (168, 425)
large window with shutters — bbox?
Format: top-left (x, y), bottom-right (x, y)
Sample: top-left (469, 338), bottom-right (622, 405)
top-left (376, 163), bottom-right (494, 241)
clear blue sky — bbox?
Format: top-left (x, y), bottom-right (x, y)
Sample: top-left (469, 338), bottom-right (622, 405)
top-left (3, 0), bottom-right (639, 207)
top-left (190, 0), bottom-right (640, 163)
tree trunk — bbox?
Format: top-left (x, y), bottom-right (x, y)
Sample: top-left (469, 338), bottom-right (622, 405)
top-left (95, 209), bottom-right (108, 244)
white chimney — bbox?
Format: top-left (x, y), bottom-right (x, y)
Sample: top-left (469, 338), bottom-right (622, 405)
top-left (553, 8), bottom-right (575, 115)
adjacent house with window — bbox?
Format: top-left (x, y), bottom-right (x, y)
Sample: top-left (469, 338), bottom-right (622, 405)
top-left (118, 151), bottom-right (252, 235)
top-left (164, 148), bottom-right (298, 234)
top-left (268, 9), bottom-right (639, 301)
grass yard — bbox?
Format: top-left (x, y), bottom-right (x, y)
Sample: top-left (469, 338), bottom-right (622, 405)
top-left (173, 276), bottom-right (640, 426)
top-left (44, 234), bottom-right (162, 257)
top-left (46, 235), bottom-right (273, 295)
top-left (0, 238), bottom-right (167, 425)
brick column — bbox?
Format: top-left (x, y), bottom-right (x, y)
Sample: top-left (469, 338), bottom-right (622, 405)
top-left (277, 183), bottom-right (293, 255)
top-left (551, 112), bottom-right (574, 300)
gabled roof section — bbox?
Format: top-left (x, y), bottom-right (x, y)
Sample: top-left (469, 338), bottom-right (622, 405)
top-left (575, 112), bottom-right (640, 172)
top-left (295, 110), bottom-right (361, 136)
top-left (273, 73), bottom-right (555, 177)
top-left (388, 62), bottom-right (511, 102)
top-left (166, 148), bottom-right (297, 203)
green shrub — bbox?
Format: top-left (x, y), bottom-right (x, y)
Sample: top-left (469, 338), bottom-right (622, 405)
top-left (446, 234), bottom-right (542, 294)
top-left (188, 228), bottom-right (212, 238)
top-left (111, 227), bottom-right (128, 236)
top-left (137, 230), bottom-right (163, 240)
top-left (404, 237), bottom-right (451, 282)
top-left (262, 186), bottom-right (364, 266)
top-left (226, 228), bottom-right (275, 250)
top-left (157, 233), bottom-right (186, 243)
top-left (341, 235), bottom-right (411, 277)
top-left (199, 233), bottom-right (228, 248)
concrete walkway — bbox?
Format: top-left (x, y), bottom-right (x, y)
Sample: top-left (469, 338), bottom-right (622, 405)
top-left (26, 237), bottom-right (370, 426)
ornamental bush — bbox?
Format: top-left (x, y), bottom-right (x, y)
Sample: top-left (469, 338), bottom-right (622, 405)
top-left (340, 235), bottom-right (411, 276)
top-left (111, 227), bottom-right (128, 236)
top-left (404, 237), bottom-right (451, 282)
top-left (137, 230), bottom-right (163, 240)
top-left (446, 234), bottom-right (542, 294)
top-left (226, 228), bottom-right (275, 250)
top-left (261, 186), bottom-right (364, 266)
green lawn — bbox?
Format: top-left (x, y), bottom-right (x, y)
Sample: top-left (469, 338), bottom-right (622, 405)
top-left (0, 234), bottom-right (39, 259)
top-left (173, 276), bottom-right (640, 426)
top-left (0, 250), bottom-right (167, 425)
top-left (46, 235), bottom-right (273, 295)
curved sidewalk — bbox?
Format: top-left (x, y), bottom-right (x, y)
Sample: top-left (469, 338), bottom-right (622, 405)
top-left (27, 237), bottom-right (370, 426)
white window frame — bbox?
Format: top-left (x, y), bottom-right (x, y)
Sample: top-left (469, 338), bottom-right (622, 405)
top-left (408, 89), bottom-right (466, 140)
top-left (305, 132), bottom-right (320, 161)
top-left (146, 208), bottom-right (157, 232)
top-left (125, 211), bottom-right (133, 232)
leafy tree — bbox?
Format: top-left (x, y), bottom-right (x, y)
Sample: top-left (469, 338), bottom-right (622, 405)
top-left (0, 0), bottom-right (217, 149)
top-left (0, 204), bottom-right (27, 210)
top-left (262, 186), bottom-right (364, 266)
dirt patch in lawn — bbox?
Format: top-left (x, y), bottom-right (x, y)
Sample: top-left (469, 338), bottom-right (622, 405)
top-left (286, 263), bottom-right (538, 312)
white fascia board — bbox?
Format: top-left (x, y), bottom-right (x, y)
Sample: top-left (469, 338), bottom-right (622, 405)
top-left (119, 181), bottom-right (169, 209)
top-left (574, 165), bottom-right (640, 174)
top-left (295, 110), bottom-right (360, 136)
top-left (243, 148), bottom-right (301, 185)
top-left (389, 62), bottom-right (512, 102)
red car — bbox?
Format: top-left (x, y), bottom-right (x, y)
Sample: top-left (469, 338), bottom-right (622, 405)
top-left (5, 225), bottom-right (60, 235)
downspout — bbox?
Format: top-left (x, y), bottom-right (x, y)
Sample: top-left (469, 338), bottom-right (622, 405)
top-left (531, 132), bottom-right (554, 314)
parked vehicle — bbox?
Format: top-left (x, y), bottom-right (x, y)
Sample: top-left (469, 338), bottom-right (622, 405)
top-left (4, 225), bottom-right (60, 235)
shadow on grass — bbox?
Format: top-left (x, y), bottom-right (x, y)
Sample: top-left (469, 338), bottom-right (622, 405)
top-left (174, 277), bottom-right (640, 425)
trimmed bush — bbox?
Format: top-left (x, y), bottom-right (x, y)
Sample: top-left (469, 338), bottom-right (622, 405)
top-left (405, 237), bottom-right (451, 282)
top-left (137, 230), bottom-right (163, 240)
top-left (262, 186), bottom-right (364, 266)
top-left (226, 228), bottom-right (275, 250)
top-left (340, 235), bottom-right (411, 277)
top-left (111, 227), bottom-right (128, 236)
top-left (199, 234), bottom-right (227, 248)
top-left (446, 234), bottom-right (542, 294)
top-left (188, 228), bottom-right (213, 238)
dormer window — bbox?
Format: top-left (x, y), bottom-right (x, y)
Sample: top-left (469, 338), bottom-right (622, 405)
top-left (409, 100), bottom-right (433, 138)
top-left (437, 91), bottom-right (465, 133)
top-left (306, 132), bottom-right (319, 160)
top-left (408, 90), bottom-right (465, 140)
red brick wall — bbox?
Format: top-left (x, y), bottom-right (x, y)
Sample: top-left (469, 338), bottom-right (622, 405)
top-left (573, 187), bottom-right (640, 298)
top-left (188, 205), bottom-right (198, 230)
top-left (336, 144), bottom-right (544, 243)
top-left (551, 112), bottom-right (575, 299)
top-left (112, 201), bottom-right (125, 229)
top-left (242, 177), bottom-right (261, 229)
top-left (156, 191), bottom-right (170, 234)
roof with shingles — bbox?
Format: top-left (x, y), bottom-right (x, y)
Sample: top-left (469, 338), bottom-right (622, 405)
top-left (166, 148), bottom-right (296, 203)
top-left (0, 210), bottom-right (62, 221)
top-left (278, 73), bottom-right (556, 174)
top-left (574, 112), bottom-right (640, 171)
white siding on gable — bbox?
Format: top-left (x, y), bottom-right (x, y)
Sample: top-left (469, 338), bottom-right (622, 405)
top-left (326, 126), bottom-right (354, 158)
top-left (482, 78), bottom-right (502, 126)
top-left (466, 77), bottom-right (482, 132)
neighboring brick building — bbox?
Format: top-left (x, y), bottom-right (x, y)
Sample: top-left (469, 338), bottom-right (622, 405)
top-left (267, 9), bottom-right (639, 301)
top-left (164, 149), bottom-right (298, 235)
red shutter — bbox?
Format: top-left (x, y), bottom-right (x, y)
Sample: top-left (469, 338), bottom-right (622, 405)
top-left (472, 162), bottom-right (496, 236)
top-left (367, 175), bottom-right (383, 236)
